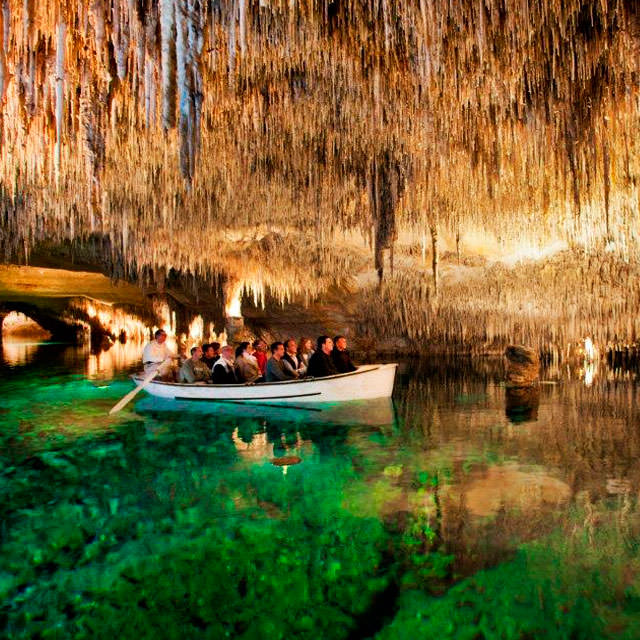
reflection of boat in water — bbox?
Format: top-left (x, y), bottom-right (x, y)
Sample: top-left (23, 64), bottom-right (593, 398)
top-left (135, 395), bottom-right (397, 428)
top-left (133, 364), bottom-right (397, 403)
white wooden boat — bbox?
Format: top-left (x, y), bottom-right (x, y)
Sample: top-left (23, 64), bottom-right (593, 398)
top-left (133, 363), bottom-right (397, 404)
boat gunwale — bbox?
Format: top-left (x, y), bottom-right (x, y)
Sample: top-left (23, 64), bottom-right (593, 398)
top-left (132, 363), bottom-right (396, 388)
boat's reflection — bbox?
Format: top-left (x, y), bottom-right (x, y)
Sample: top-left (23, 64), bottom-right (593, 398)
top-left (135, 396), bottom-right (397, 469)
top-left (134, 395), bottom-right (396, 428)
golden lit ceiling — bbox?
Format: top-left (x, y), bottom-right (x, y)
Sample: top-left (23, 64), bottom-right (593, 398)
top-left (0, 1), bottom-right (638, 295)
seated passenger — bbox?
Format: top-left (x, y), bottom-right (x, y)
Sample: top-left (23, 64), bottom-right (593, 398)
top-left (331, 335), bottom-right (357, 373)
top-left (307, 336), bottom-right (339, 378)
top-left (178, 346), bottom-right (211, 383)
top-left (235, 341), bottom-right (262, 383)
top-left (253, 338), bottom-right (268, 376)
top-left (265, 342), bottom-right (297, 382)
top-left (211, 345), bottom-right (237, 384)
top-left (283, 338), bottom-right (306, 378)
top-left (298, 337), bottom-right (315, 370)
top-left (202, 342), bottom-right (220, 370)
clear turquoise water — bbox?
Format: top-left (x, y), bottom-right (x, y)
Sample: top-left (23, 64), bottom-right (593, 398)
top-left (2, 342), bottom-right (640, 638)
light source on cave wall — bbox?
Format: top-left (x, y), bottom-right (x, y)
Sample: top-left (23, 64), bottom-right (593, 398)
top-left (225, 283), bottom-right (243, 319)
top-left (584, 337), bottom-right (596, 362)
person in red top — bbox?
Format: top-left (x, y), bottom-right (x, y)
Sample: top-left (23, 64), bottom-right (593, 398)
top-left (252, 338), bottom-right (268, 376)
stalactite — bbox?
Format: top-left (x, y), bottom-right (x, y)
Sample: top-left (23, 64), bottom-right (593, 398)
top-left (54, 19), bottom-right (66, 188)
top-left (161, 0), bottom-right (176, 130)
top-left (431, 225), bottom-right (438, 293)
top-left (0, 1), bottom-right (6, 108)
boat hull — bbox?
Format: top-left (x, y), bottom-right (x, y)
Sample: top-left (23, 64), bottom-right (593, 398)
top-left (134, 363), bottom-right (397, 404)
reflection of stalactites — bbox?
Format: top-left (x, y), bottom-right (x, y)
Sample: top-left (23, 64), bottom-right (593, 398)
top-left (161, 0), bottom-right (177, 131)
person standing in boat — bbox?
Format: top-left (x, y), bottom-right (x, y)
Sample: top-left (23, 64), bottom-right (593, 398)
top-left (253, 339), bottom-right (268, 376)
top-left (142, 329), bottom-right (177, 380)
top-left (332, 335), bottom-right (357, 373)
top-left (283, 338), bottom-right (306, 378)
top-left (178, 346), bottom-right (211, 383)
top-left (211, 345), bottom-right (237, 384)
top-left (307, 336), bottom-right (339, 378)
top-left (266, 342), bottom-right (297, 382)
top-left (235, 341), bottom-right (262, 383)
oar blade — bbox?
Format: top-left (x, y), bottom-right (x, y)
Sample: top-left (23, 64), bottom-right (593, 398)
top-left (109, 369), bottom-right (159, 415)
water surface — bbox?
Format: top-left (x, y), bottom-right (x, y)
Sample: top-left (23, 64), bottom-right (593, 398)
top-left (2, 342), bottom-right (640, 638)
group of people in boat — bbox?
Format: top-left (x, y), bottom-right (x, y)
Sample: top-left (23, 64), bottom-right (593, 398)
top-left (142, 330), bottom-right (357, 384)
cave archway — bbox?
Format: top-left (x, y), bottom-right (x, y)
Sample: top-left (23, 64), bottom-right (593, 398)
top-left (0, 302), bottom-right (84, 343)
top-left (1, 311), bottom-right (52, 341)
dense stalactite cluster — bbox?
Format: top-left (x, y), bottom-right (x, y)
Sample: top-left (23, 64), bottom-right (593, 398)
top-left (0, 1), bottom-right (638, 340)
top-left (357, 248), bottom-right (640, 351)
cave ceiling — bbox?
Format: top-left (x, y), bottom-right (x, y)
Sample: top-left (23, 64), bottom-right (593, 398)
top-left (0, 0), bottom-right (637, 302)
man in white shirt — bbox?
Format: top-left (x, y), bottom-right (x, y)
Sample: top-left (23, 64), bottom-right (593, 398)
top-left (142, 329), bottom-right (177, 379)
top-left (282, 338), bottom-right (306, 378)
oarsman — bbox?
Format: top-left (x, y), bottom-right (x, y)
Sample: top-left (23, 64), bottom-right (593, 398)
top-left (282, 338), bottom-right (306, 378)
top-left (331, 335), bottom-right (357, 373)
top-left (307, 336), bottom-right (339, 378)
top-left (211, 345), bottom-right (237, 384)
top-left (178, 346), bottom-right (211, 383)
top-left (265, 341), bottom-right (297, 382)
top-left (142, 329), bottom-right (177, 380)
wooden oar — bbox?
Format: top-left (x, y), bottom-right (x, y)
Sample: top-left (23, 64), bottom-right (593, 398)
top-left (109, 367), bottom-right (159, 415)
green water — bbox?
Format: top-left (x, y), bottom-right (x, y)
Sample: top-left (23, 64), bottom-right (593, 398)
top-left (2, 343), bottom-right (640, 639)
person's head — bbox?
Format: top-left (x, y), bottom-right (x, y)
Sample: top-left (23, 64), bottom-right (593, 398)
top-left (253, 339), bottom-right (266, 352)
top-left (221, 345), bottom-right (234, 360)
top-left (191, 345), bottom-right (203, 360)
top-left (284, 338), bottom-right (297, 354)
top-left (271, 341), bottom-right (285, 359)
top-left (299, 337), bottom-right (313, 354)
top-left (334, 335), bottom-right (347, 351)
top-left (235, 341), bottom-right (252, 358)
top-left (154, 329), bottom-right (167, 344)
top-left (211, 341), bottom-right (221, 355)
top-left (317, 335), bottom-right (333, 355)
top-left (203, 344), bottom-right (215, 359)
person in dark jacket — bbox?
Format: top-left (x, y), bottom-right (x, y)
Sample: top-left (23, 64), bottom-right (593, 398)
top-left (202, 342), bottom-right (220, 370)
top-left (332, 335), bottom-right (357, 373)
top-left (266, 342), bottom-right (297, 382)
top-left (307, 336), bottom-right (338, 378)
top-left (211, 345), bottom-right (237, 384)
